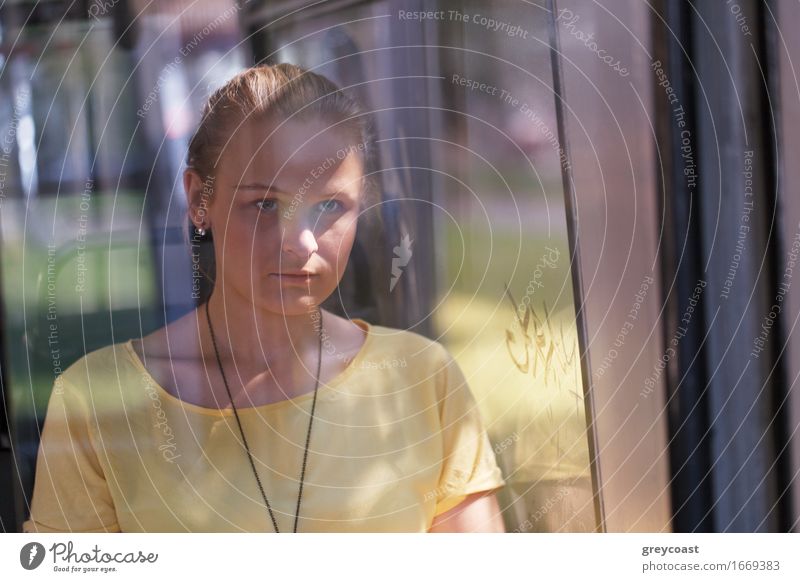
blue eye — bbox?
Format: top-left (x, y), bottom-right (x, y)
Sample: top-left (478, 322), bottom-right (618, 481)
top-left (256, 198), bottom-right (278, 211)
top-left (318, 199), bottom-right (342, 213)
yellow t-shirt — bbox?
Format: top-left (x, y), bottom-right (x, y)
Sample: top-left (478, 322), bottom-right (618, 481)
top-left (22, 319), bottom-right (505, 532)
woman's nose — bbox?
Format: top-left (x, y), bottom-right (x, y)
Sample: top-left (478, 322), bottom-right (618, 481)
top-left (280, 218), bottom-right (319, 258)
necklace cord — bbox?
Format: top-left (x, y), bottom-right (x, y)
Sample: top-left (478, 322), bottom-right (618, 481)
top-left (204, 296), bottom-right (322, 533)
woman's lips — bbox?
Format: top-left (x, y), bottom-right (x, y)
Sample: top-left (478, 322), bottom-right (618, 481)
top-left (268, 272), bottom-right (318, 284)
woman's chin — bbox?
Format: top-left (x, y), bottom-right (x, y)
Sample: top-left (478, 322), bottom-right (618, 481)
top-left (254, 295), bottom-right (323, 317)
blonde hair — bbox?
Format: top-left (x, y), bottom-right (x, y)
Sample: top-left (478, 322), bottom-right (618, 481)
top-left (187, 62), bottom-right (374, 188)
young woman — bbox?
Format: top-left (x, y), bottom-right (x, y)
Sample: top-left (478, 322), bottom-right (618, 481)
top-left (22, 63), bottom-right (506, 533)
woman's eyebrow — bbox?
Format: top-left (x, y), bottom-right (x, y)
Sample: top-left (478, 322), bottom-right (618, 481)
top-left (320, 182), bottom-right (360, 198)
top-left (233, 182), bottom-right (288, 193)
top-left (233, 183), bottom-right (356, 199)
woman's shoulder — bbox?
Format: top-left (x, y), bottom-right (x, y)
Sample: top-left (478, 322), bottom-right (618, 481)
top-left (355, 321), bottom-right (468, 404)
top-left (359, 319), bottom-right (453, 369)
top-left (56, 338), bottom-right (140, 392)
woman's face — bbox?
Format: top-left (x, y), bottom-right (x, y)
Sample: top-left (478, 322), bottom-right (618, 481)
top-left (187, 117), bottom-right (364, 316)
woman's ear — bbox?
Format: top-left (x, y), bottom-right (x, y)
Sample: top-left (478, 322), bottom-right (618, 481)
top-left (184, 168), bottom-right (212, 228)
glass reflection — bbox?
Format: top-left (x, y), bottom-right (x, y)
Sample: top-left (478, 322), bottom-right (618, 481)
top-left (263, 0), bottom-right (595, 532)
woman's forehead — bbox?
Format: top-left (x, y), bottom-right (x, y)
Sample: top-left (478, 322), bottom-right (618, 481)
top-left (218, 119), bottom-right (364, 190)
top-left (234, 154), bottom-right (364, 196)
top-left (227, 118), bottom-right (356, 166)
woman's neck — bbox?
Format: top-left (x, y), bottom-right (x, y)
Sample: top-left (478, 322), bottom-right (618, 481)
top-left (201, 287), bottom-right (322, 371)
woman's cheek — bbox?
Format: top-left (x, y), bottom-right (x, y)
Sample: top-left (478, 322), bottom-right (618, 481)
top-left (340, 215), bottom-right (358, 257)
top-left (322, 219), bottom-right (356, 258)
top-left (250, 212), bottom-right (283, 244)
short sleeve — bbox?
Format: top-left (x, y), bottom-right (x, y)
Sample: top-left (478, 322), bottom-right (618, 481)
top-left (22, 375), bottom-right (121, 533)
top-left (433, 348), bottom-right (506, 516)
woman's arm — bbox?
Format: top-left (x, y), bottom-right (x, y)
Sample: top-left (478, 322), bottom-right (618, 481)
top-left (429, 490), bottom-right (505, 532)
top-left (22, 375), bottom-right (121, 533)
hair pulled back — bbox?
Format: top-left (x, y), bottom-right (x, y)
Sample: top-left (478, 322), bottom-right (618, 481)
top-left (186, 62), bottom-right (374, 188)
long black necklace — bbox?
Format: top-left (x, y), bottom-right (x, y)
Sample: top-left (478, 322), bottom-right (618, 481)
top-left (204, 297), bottom-right (322, 533)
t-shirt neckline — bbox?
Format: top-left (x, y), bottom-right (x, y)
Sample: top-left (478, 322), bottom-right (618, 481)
top-left (123, 318), bottom-right (372, 416)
